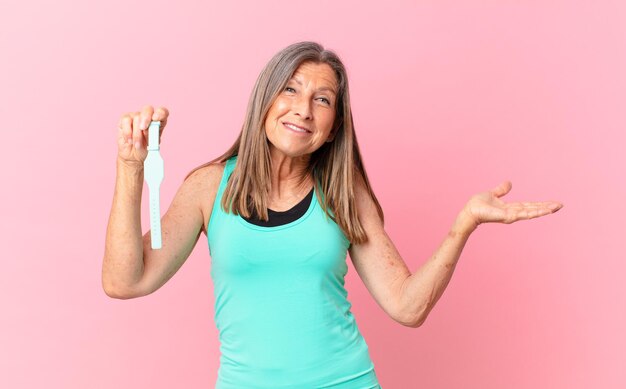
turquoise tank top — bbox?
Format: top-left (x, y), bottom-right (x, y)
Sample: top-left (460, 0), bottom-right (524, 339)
top-left (207, 155), bottom-right (381, 388)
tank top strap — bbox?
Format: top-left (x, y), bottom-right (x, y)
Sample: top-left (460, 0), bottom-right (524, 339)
top-left (218, 155), bottom-right (333, 221)
top-left (216, 155), bottom-right (237, 196)
top-left (224, 154), bottom-right (237, 175)
top-left (208, 155), bottom-right (237, 245)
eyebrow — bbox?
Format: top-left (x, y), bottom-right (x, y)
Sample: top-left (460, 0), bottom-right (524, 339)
top-left (290, 77), bottom-right (337, 95)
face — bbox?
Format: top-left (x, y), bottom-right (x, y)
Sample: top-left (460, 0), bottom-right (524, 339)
top-left (264, 61), bottom-right (339, 159)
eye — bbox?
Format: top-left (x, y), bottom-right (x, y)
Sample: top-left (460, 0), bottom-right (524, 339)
top-left (284, 86), bottom-right (296, 93)
top-left (318, 97), bottom-right (331, 105)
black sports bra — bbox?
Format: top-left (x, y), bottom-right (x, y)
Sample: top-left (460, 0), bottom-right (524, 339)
top-left (242, 187), bottom-right (314, 227)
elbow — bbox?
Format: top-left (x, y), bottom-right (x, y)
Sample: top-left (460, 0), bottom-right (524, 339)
top-left (403, 313), bottom-right (425, 328)
top-left (395, 310), bottom-right (424, 328)
top-left (397, 305), bottom-right (428, 328)
top-left (408, 314), bottom-right (426, 328)
top-left (103, 287), bottom-right (133, 300)
top-left (398, 310), bottom-right (424, 328)
top-left (396, 278), bottom-right (430, 328)
top-left (102, 278), bottom-right (141, 300)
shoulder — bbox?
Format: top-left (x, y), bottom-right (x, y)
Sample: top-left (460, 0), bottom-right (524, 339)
top-left (352, 171), bottom-right (384, 228)
top-left (182, 161), bottom-right (227, 236)
top-left (192, 160), bottom-right (226, 184)
top-left (353, 170), bottom-right (371, 207)
top-left (182, 160), bottom-right (226, 193)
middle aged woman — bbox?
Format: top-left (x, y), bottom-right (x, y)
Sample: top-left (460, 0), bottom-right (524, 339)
top-left (106, 41), bottom-right (564, 388)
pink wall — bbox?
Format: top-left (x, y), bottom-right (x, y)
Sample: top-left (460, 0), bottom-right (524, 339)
top-left (1, 1), bottom-right (624, 388)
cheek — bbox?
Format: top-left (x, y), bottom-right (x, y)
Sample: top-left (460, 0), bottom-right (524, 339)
top-left (322, 110), bottom-right (336, 130)
top-left (268, 98), bottom-right (290, 118)
top-left (265, 101), bottom-right (283, 129)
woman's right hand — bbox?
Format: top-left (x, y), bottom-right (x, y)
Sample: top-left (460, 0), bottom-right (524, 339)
top-left (117, 105), bottom-right (170, 168)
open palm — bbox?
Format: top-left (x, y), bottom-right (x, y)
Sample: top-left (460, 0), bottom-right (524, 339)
top-left (462, 181), bottom-right (563, 228)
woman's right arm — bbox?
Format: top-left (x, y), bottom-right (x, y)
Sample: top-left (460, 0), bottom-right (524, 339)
top-left (102, 106), bottom-right (206, 299)
top-left (102, 158), bottom-right (146, 298)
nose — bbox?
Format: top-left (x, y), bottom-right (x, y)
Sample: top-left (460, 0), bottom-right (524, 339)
top-left (293, 95), bottom-right (313, 120)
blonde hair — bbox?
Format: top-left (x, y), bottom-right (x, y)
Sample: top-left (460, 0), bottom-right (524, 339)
top-left (185, 41), bottom-right (384, 244)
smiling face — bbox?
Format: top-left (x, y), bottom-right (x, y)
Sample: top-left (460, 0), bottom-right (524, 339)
top-left (264, 61), bottom-right (339, 159)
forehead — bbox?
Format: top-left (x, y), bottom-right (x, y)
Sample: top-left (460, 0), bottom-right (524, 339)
top-left (290, 62), bottom-right (338, 89)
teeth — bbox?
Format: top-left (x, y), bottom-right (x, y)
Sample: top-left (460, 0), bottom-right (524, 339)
top-left (285, 123), bottom-right (308, 132)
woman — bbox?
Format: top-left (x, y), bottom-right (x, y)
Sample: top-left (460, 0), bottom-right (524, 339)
top-left (103, 41), bottom-right (563, 388)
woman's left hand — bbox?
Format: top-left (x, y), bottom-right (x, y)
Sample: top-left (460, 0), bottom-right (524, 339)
top-left (460, 181), bottom-right (563, 231)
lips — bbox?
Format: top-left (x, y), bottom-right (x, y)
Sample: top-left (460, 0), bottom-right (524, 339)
top-left (282, 121), bottom-right (311, 133)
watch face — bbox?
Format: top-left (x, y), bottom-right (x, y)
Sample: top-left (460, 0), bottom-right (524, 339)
top-left (148, 121), bottom-right (161, 149)
top-left (144, 154), bottom-right (164, 182)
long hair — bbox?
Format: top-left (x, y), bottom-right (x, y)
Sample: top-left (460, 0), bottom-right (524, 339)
top-left (184, 41), bottom-right (384, 244)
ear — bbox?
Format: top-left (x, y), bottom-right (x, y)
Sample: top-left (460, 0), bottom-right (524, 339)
top-left (326, 117), bottom-right (343, 143)
top-left (326, 128), bottom-right (336, 143)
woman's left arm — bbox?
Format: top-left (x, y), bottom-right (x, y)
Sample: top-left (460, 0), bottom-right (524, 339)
top-left (349, 179), bottom-right (563, 328)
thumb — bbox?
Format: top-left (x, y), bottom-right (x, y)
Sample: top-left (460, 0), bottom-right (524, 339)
top-left (491, 180), bottom-right (512, 198)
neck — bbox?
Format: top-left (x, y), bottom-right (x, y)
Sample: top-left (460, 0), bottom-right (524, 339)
top-left (268, 147), bottom-right (312, 200)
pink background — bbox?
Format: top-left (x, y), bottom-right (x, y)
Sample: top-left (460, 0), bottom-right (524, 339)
top-left (1, 1), bottom-right (624, 388)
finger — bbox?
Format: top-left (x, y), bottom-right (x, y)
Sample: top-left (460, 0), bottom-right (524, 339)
top-left (505, 202), bottom-right (542, 210)
top-left (119, 114), bottom-right (134, 145)
top-left (508, 203), bottom-right (562, 223)
top-left (491, 181), bottom-right (512, 198)
top-left (531, 201), bottom-right (563, 211)
top-left (153, 106), bottom-right (169, 123)
top-left (517, 207), bottom-right (555, 221)
top-left (117, 126), bottom-right (126, 144)
top-left (117, 126), bottom-right (126, 147)
top-left (153, 106), bottom-right (169, 140)
top-left (552, 202), bottom-right (564, 212)
top-left (139, 105), bottom-right (154, 132)
top-left (508, 201), bottom-right (562, 211)
top-left (132, 112), bottom-right (144, 149)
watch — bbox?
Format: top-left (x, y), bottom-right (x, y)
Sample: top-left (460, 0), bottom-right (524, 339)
top-left (144, 121), bottom-right (164, 249)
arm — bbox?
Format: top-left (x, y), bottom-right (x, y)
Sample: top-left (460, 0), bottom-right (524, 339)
top-left (348, 172), bottom-right (476, 328)
top-left (101, 158), bottom-right (146, 298)
top-left (101, 159), bottom-right (212, 299)
top-left (351, 179), bottom-right (562, 328)
top-left (400, 178), bottom-right (564, 327)
top-left (348, 174), bottom-right (413, 326)
top-left (398, 212), bottom-right (476, 327)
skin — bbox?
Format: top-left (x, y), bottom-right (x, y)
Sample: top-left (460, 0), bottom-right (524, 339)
top-left (262, 61), bottom-right (339, 209)
top-left (348, 176), bottom-right (563, 327)
top-left (117, 105), bottom-right (169, 168)
top-left (111, 66), bottom-right (564, 329)
top-left (105, 63), bottom-right (342, 299)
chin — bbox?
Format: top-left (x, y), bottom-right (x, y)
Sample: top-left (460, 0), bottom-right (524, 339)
top-left (268, 143), bottom-right (310, 159)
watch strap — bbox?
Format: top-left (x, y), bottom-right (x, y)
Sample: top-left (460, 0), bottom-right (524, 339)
top-left (144, 121), bottom-right (164, 249)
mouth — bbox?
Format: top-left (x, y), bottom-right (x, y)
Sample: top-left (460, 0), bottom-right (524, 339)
top-left (282, 121), bottom-right (311, 134)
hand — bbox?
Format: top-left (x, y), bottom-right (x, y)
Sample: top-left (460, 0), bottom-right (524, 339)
top-left (460, 181), bottom-right (563, 230)
top-left (117, 105), bottom-right (169, 168)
